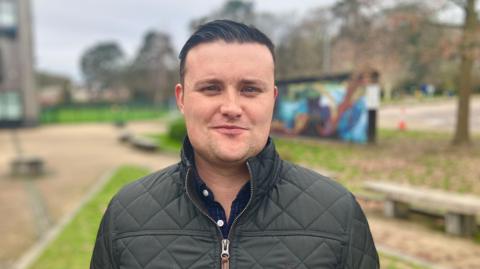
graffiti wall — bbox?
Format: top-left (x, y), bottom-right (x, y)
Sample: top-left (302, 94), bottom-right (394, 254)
top-left (272, 80), bottom-right (368, 144)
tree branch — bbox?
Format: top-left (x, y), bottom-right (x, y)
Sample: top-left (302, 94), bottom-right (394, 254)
top-left (449, 0), bottom-right (467, 8)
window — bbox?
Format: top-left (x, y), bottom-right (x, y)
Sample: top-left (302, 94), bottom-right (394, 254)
top-left (0, 0), bottom-right (17, 37)
top-left (0, 91), bottom-right (23, 121)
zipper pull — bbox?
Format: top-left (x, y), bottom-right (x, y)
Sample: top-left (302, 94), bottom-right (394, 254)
top-left (221, 239), bottom-right (230, 269)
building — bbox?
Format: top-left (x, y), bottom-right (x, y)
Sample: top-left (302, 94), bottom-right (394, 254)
top-left (0, 0), bottom-right (37, 127)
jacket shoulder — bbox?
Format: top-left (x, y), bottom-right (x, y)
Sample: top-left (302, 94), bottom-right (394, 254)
top-left (106, 164), bottom-right (186, 232)
top-left (279, 160), bottom-right (351, 198)
top-left (272, 161), bottom-right (357, 234)
top-left (114, 164), bottom-right (181, 203)
top-left (278, 161), bottom-right (379, 267)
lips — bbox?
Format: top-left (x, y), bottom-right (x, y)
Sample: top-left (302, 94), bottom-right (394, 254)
top-left (212, 125), bottom-right (248, 135)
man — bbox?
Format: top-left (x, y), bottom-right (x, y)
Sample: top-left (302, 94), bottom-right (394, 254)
top-left (91, 20), bottom-right (379, 269)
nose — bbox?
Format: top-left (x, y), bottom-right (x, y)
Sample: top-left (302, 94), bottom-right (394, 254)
top-left (219, 90), bottom-right (242, 119)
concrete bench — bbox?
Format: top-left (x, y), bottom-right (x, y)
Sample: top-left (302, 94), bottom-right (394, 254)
top-left (117, 130), bottom-right (132, 143)
top-left (11, 156), bottom-right (45, 177)
top-left (130, 136), bottom-right (158, 152)
top-left (364, 181), bottom-right (480, 237)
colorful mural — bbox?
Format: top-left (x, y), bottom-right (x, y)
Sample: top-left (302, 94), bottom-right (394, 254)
top-left (272, 80), bottom-right (368, 144)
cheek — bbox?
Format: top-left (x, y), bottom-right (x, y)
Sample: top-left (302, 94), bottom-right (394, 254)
top-left (248, 100), bottom-right (275, 125)
top-left (183, 98), bottom-right (216, 124)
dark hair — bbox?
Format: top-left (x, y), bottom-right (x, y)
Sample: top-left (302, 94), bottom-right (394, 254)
top-left (178, 19), bottom-right (275, 82)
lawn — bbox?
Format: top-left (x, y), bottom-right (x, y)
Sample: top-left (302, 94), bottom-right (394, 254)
top-left (40, 104), bottom-right (166, 124)
top-left (148, 133), bottom-right (183, 154)
top-left (28, 166), bottom-right (150, 269)
top-left (379, 253), bottom-right (429, 269)
top-left (274, 130), bottom-right (480, 195)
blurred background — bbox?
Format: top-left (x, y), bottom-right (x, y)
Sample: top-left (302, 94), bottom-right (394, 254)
top-left (0, 0), bottom-right (479, 268)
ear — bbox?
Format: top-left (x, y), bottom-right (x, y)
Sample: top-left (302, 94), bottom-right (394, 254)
top-left (175, 83), bottom-right (185, 114)
top-left (273, 86), bottom-right (278, 99)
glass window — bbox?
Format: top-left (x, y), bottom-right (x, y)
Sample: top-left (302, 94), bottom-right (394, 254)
top-left (0, 91), bottom-right (22, 121)
top-left (0, 0), bottom-right (17, 29)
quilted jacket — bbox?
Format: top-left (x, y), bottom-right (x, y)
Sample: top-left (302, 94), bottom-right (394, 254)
top-left (91, 137), bottom-right (379, 269)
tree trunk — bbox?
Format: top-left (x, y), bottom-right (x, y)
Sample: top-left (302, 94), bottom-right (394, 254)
top-left (453, 0), bottom-right (476, 146)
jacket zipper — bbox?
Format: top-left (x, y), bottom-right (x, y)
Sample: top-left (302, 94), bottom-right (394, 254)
top-left (184, 168), bottom-right (227, 267)
top-left (184, 162), bottom-right (255, 269)
top-left (221, 162), bottom-right (255, 269)
top-left (221, 239), bottom-right (230, 269)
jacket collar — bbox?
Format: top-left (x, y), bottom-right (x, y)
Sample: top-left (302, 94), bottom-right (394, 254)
top-left (180, 136), bottom-right (281, 203)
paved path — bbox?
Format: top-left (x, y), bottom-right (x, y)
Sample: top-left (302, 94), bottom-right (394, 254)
top-left (379, 96), bottom-right (480, 134)
top-left (1, 120), bottom-right (480, 268)
top-left (0, 121), bottom-right (178, 268)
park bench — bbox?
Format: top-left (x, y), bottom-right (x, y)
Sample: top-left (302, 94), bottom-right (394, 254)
top-left (118, 130), bottom-right (132, 143)
top-left (364, 181), bottom-right (480, 237)
top-left (130, 136), bottom-right (158, 152)
top-left (11, 156), bottom-right (45, 177)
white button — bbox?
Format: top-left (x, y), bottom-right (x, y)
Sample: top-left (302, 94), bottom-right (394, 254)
top-left (216, 219), bottom-right (225, 227)
top-left (202, 189), bottom-right (209, 197)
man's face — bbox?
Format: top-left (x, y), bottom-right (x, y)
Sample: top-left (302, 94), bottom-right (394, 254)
top-left (176, 41), bottom-right (277, 166)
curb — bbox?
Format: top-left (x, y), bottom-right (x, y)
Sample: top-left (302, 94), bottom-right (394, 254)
top-left (13, 168), bottom-right (118, 269)
top-left (377, 244), bottom-right (453, 269)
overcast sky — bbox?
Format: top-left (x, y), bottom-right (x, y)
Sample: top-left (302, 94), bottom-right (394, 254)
top-left (32, 0), bottom-right (340, 82)
top-left (32, 0), bottom-right (467, 83)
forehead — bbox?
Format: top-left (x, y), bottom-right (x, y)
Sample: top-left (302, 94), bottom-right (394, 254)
top-left (183, 41), bottom-right (274, 79)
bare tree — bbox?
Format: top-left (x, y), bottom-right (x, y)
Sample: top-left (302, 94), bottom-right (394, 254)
top-left (275, 8), bottom-right (335, 79)
top-left (189, 0), bottom-right (255, 30)
top-left (80, 42), bottom-right (125, 90)
top-left (451, 0), bottom-right (478, 145)
top-left (127, 31), bottom-right (177, 104)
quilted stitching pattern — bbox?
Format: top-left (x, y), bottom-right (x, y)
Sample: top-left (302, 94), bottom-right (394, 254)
top-left (91, 140), bottom-right (379, 269)
top-left (234, 235), bottom-right (342, 268)
top-left (117, 235), bottom-right (215, 269)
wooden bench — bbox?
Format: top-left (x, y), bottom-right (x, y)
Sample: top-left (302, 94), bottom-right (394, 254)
top-left (130, 136), bottom-right (158, 152)
top-left (364, 181), bottom-right (480, 237)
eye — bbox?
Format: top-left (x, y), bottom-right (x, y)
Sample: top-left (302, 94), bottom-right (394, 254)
top-left (241, 86), bottom-right (261, 96)
top-left (200, 85), bottom-right (221, 94)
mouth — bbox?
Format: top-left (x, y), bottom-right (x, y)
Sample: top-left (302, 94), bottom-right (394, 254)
top-left (211, 125), bottom-right (248, 135)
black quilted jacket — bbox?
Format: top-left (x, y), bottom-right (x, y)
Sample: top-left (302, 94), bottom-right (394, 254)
top-left (91, 138), bottom-right (379, 269)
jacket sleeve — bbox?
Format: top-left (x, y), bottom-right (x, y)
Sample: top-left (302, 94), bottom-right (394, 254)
top-left (90, 202), bottom-right (115, 269)
top-left (344, 195), bottom-right (380, 269)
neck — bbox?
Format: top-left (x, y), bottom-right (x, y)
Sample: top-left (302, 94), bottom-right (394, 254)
top-left (194, 153), bottom-right (250, 218)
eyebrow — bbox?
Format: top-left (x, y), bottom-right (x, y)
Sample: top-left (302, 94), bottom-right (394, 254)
top-left (239, 79), bottom-right (267, 87)
top-left (193, 78), bottom-right (223, 88)
top-left (193, 78), bottom-right (269, 89)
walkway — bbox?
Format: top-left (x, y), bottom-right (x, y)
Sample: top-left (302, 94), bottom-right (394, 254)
top-left (0, 121), bottom-right (178, 268)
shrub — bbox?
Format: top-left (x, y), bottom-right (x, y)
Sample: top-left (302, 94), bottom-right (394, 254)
top-left (168, 117), bottom-right (187, 143)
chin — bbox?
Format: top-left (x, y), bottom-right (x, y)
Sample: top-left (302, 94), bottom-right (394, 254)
top-left (216, 153), bottom-right (248, 164)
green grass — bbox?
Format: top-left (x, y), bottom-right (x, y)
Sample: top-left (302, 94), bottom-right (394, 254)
top-left (40, 105), bottom-right (166, 124)
top-left (148, 133), bottom-right (183, 153)
top-left (380, 253), bottom-right (429, 269)
top-left (274, 129), bottom-right (480, 194)
top-left (29, 165), bottom-right (150, 269)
